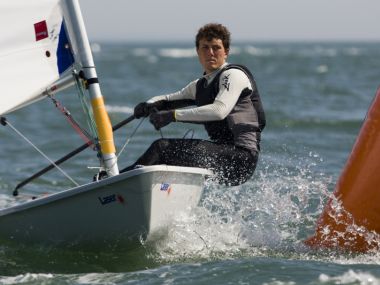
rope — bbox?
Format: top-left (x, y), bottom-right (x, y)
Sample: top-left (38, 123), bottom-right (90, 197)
top-left (183, 129), bottom-right (195, 139)
top-left (99, 116), bottom-right (145, 173)
top-left (74, 74), bottom-right (98, 140)
top-left (116, 118), bottom-right (145, 160)
top-left (99, 117), bottom-right (196, 173)
top-left (2, 118), bottom-right (79, 187)
top-left (49, 95), bottom-right (94, 147)
top-left (90, 117), bottom-right (146, 174)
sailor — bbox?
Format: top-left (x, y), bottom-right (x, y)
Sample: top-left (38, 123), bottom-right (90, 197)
top-left (124, 23), bottom-right (266, 186)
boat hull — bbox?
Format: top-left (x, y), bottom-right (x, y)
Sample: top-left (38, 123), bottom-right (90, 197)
top-left (0, 165), bottom-right (211, 248)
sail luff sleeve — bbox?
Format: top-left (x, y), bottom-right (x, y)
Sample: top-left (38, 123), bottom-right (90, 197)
top-left (91, 96), bottom-right (116, 154)
top-left (61, 0), bottom-right (119, 176)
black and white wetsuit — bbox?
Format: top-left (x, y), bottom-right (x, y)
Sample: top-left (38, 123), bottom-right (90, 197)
top-left (126, 63), bottom-right (266, 186)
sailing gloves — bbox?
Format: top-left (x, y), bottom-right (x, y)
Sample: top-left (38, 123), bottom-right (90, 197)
top-left (134, 101), bottom-right (165, 118)
top-left (149, 110), bottom-right (176, 130)
top-left (134, 101), bottom-right (176, 130)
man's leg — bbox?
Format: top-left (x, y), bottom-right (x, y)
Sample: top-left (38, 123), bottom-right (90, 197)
top-left (121, 138), bottom-right (258, 185)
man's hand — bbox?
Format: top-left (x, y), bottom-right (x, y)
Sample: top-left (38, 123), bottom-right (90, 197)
top-left (149, 110), bottom-right (176, 130)
top-left (134, 101), bottom-right (165, 119)
top-left (134, 102), bottom-right (150, 118)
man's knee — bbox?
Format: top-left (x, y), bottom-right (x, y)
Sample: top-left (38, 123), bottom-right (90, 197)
top-left (150, 138), bottom-right (171, 152)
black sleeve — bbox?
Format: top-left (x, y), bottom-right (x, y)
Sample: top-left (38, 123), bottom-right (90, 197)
top-left (159, 99), bottom-right (196, 110)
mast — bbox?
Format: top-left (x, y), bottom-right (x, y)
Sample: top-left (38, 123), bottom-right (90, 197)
top-left (61, 0), bottom-right (119, 176)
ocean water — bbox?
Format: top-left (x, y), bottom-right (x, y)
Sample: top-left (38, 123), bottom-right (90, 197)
top-left (0, 41), bottom-right (380, 284)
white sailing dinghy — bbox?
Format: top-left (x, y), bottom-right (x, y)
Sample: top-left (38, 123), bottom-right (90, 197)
top-left (0, 0), bottom-right (211, 247)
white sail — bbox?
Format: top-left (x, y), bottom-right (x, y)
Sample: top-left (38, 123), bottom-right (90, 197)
top-left (0, 0), bottom-right (118, 176)
top-left (0, 0), bottom-right (74, 115)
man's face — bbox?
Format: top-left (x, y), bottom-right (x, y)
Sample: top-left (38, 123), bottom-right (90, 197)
top-left (197, 38), bottom-right (228, 74)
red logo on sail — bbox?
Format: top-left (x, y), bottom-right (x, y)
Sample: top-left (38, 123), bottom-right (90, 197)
top-left (34, 20), bottom-right (48, 41)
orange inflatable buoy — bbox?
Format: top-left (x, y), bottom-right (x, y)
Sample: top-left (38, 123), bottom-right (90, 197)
top-left (305, 87), bottom-right (380, 252)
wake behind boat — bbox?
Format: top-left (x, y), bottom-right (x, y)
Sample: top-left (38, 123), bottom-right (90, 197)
top-left (0, 0), bottom-right (212, 247)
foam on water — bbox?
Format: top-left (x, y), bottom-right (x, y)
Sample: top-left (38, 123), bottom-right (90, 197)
top-left (144, 152), bottom-right (331, 263)
top-left (158, 48), bottom-right (196, 58)
top-left (0, 273), bottom-right (53, 284)
top-left (319, 270), bottom-right (380, 285)
top-left (142, 148), bottom-right (380, 267)
top-left (74, 273), bottom-right (126, 284)
top-left (105, 104), bottom-right (133, 114)
top-left (124, 44), bottom-right (369, 61)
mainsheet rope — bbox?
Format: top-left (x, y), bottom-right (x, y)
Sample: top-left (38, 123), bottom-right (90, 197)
top-left (95, 117), bottom-right (146, 174)
top-left (100, 116), bottom-right (194, 173)
top-left (116, 117), bottom-right (146, 160)
top-left (113, 120), bottom-right (194, 164)
top-left (92, 113), bottom-right (196, 174)
top-left (114, 119), bottom-right (195, 164)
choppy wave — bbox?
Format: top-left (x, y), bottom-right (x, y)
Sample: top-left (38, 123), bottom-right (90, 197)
top-left (106, 104), bottom-right (133, 114)
top-left (90, 42), bottom-right (101, 53)
top-left (122, 43), bottom-right (379, 60)
top-left (158, 48), bottom-right (196, 58)
top-left (1, 41), bottom-right (380, 284)
top-left (319, 270), bottom-right (379, 284)
top-left (2, 260), bottom-right (379, 285)
top-left (0, 273), bottom-right (54, 285)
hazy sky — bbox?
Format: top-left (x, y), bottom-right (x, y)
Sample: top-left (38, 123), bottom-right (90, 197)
top-left (79, 0), bottom-right (379, 42)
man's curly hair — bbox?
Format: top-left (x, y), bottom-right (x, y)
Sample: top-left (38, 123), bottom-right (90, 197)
top-left (195, 23), bottom-right (231, 50)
